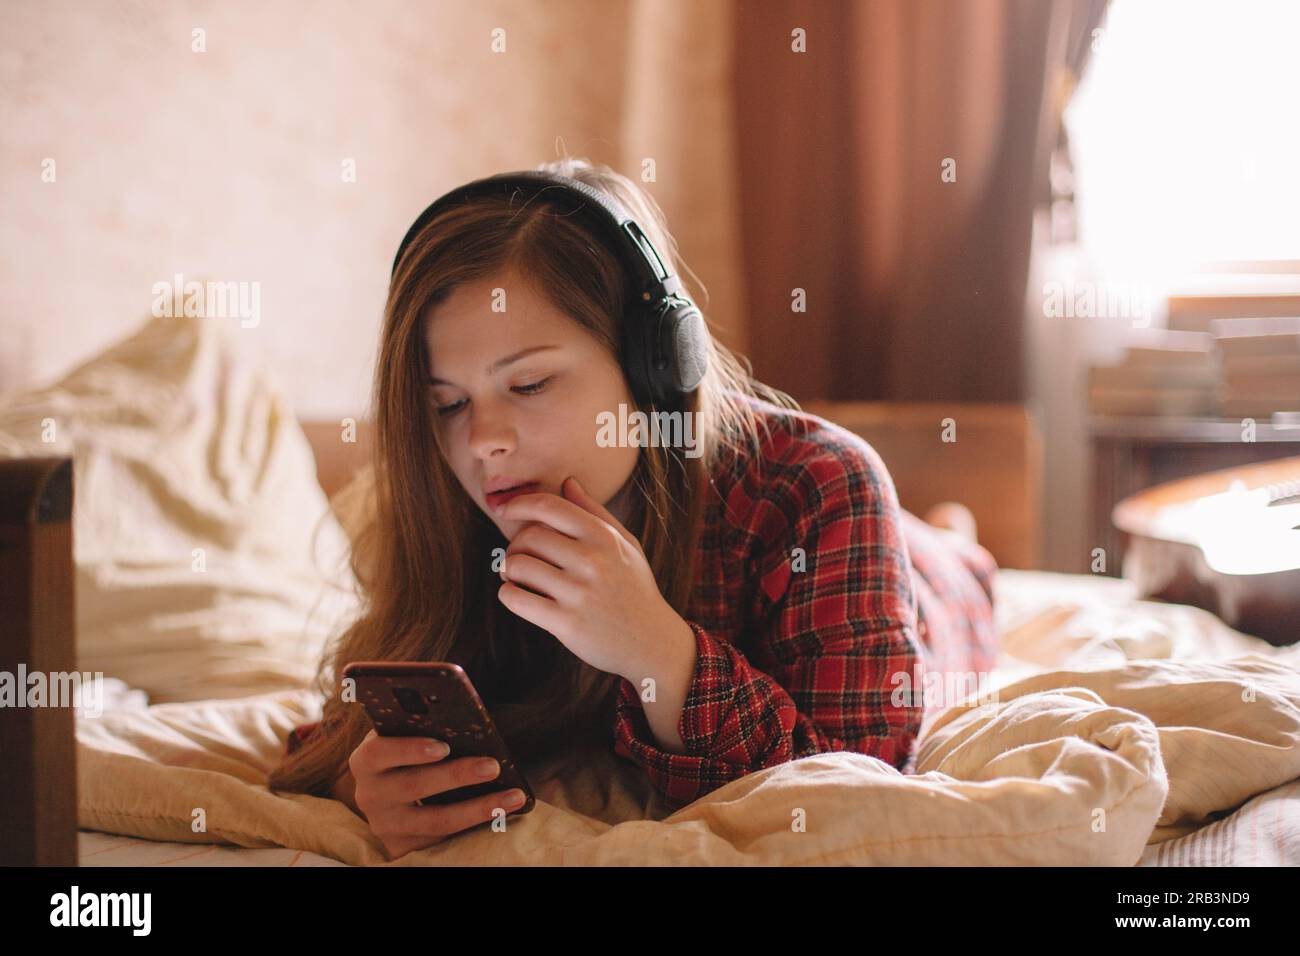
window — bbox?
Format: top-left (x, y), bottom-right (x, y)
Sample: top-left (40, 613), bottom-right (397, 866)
top-left (1065, 0), bottom-right (1300, 276)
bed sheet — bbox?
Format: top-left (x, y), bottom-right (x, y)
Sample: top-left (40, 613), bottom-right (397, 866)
top-left (75, 568), bottom-right (1300, 866)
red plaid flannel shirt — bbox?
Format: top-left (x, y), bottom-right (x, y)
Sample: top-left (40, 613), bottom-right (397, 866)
top-left (285, 395), bottom-right (999, 812)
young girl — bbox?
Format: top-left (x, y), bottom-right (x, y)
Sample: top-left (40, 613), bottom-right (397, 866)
top-left (268, 158), bottom-right (999, 859)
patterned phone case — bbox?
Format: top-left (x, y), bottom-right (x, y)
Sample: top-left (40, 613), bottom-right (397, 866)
top-left (343, 661), bottom-right (535, 814)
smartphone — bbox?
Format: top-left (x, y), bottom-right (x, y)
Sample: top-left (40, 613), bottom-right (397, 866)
top-left (342, 661), bottom-right (535, 815)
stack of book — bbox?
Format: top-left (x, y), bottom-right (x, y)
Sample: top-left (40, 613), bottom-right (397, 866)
top-left (1212, 317), bottom-right (1300, 419)
top-left (1086, 330), bottom-right (1219, 417)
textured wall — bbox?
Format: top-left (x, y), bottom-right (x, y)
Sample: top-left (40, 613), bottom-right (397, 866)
top-left (0, 0), bottom-right (746, 420)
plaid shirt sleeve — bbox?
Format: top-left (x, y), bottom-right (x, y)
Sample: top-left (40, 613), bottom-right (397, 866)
top-left (612, 441), bottom-right (926, 812)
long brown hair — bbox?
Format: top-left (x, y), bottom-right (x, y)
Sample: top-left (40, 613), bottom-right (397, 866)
top-left (267, 157), bottom-right (798, 800)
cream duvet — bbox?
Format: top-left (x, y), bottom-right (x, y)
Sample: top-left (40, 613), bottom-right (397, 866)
top-left (75, 641), bottom-right (1300, 865)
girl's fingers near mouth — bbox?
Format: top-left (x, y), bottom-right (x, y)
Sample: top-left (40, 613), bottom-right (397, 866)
top-left (498, 553), bottom-right (562, 598)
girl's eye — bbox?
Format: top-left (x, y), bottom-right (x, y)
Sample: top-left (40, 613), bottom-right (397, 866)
top-left (435, 377), bottom-right (553, 418)
top-left (513, 376), bottom-right (552, 396)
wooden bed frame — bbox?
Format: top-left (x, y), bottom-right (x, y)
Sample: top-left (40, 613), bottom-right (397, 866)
top-left (0, 458), bottom-right (77, 866)
top-left (799, 402), bottom-right (1042, 571)
top-left (0, 401), bottom-right (1039, 865)
top-left (302, 403), bottom-right (1043, 570)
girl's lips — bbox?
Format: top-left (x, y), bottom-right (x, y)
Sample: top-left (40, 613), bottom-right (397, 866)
top-left (487, 482), bottom-right (539, 510)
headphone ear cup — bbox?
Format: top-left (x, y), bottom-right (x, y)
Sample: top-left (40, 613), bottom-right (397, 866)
top-left (665, 305), bottom-right (710, 395)
top-left (623, 297), bottom-right (710, 411)
top-left (644, 300), bottom-right (710, 411)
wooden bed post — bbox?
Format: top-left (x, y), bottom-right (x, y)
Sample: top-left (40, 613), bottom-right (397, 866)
top-left (0, 457), bottom-right (78, 866)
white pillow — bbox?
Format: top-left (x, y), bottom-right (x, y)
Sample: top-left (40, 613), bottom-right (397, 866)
top-left (0, 314), bottom-right (360, 702)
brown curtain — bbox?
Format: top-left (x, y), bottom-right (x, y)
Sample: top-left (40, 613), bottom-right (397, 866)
top-left (733, 0), bottom-right (1109, 403)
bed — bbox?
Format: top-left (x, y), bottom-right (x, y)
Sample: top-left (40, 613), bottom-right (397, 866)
top-left (3, 314), bottom-right (1298, 866)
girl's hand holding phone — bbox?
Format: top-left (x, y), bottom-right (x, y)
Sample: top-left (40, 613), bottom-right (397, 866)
top-left (347, 728), bottom-right (527, 860)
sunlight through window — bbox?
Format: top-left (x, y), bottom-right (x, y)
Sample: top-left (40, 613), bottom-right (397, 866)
top-left (1066, 0), bottom-right (1300, 278)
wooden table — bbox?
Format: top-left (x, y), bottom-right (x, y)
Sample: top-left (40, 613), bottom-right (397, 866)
top-left (1111, 454), bottom-right (1300, 645)
top-left (1090, 415), bottom-right (1300, 577)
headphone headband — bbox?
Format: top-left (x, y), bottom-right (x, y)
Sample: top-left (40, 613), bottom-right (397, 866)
top-left (390, 170), bottom-right (685, 303)
top-left (390, 169), bottom-right (709, 411)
